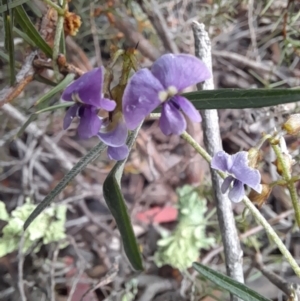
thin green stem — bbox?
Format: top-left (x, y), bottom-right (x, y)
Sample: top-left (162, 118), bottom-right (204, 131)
top-left (272, 144), bottom-right (300, 227)
top-left (243, 196), bottom-right (300, 278)
top-left (42, 0), bottom-right (65, 15)
top-left (181, 131), bottom-right (300, 278)
top-left (181, 131), bottom-right (216, 168)
top-left (52, 0), bottom-right (66, 80)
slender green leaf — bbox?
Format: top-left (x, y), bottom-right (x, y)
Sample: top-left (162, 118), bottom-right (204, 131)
top-left (0, 0), bottom-right (30, 13)
top-left (36, 102), bottom-right (73, 114)
top-left (183, 89), bottom-right (300, 109)
top-left (0, 47), bottom-right (9, 62)
top-left (34, 73), bottom-right (75, 106)
top-left (193, 263), bottom-right (271, 301)
top-left (24, 142), bottom-right (107, 230)
top-left (16, 113), bottom-right (36, 138)
top-left (60, 29), bottom-right (66, 56)
top-left (0, 48), bottom-right (22, 68)
top-left (16, 102), bottom-right (73, 138)
top-left (16, 74), bottom-right (75, 137)
top-left (103, 126), bottom-right (143, 271)
top-left (103, 174), bottom-right (143, 271)
top-left (13, 26), bottom-right (35, 46)
top-left (3, 2), bottom-right (15, 85)
top-left (25, 0), bottom-right (42, 17)
top-left (34, 74), bottom-right (57, 86)
top-left (15, 5), bottom-right (52, 57)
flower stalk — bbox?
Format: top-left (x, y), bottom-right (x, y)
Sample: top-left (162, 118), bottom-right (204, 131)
top-left (52, 0), bottom-right (67, 80)
top-left (271, 142), bottom-right (300, 227)
top-left (181, 131), bottom-right (300, 278)
top-left (42, 0), bottom-right (65, 15)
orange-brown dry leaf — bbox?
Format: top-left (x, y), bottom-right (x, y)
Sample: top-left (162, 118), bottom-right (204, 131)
top-left (64, 11), bottom-right (82, 36)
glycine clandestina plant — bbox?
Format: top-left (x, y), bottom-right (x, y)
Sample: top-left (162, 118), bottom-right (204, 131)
top-left (122, 54), bottom-right (211, 135)
top-left (62, 53), bottom-right (211, 142)
top-left (211, 151), bottom-right (262, 203)
top-left (23, 48), bottom-right (300, 278)
top-left (62, 66), bottom-right (128, 160)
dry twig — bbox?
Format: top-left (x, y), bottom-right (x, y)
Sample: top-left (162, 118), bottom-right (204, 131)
top-left (192, 21), bottom-right (244, 301)
top-left (138, 0), bottom-right (179, 53)
top-left (0, 52), bottom-right (37, 107)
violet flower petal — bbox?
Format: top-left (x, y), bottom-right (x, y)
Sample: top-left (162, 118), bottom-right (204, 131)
top-left (63, 104), bottom-right (80, 130)
top-left (122, 68), bottom-right (164, 130)
top-left (211, 151), bottom-right (233, 173)
top-left (173, 95), bottom-right (201, 123)
top-left (229, 151), bottom-right (262, 192)
top-left (62, 67), bottom-right (115, 110)
top-left (98, 116), bottom-right (128, 147)
top-left (228, 179), bottom-right (245, 203)
top-left (159, 102), bottom-right (186, 135)
top-left (107, 145), bottom-right (129, 161)
top-left (151, 54), bottom-right (211, 91)
top-left (221, 176), bottom-right (234, 194)
top-left (77, 107), bottom-right (101, 139)
top-left (101, 97), bottom-right (117, 111)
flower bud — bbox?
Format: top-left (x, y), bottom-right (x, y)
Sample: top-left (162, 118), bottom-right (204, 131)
top-left (273, 154), bottom-right (293, 175)
top-left (282, 114), bottom-right (300, 135)
top-left (248, 184), bottom-right (272, 208)
top-left (248, 148), bottom-right (261, 169)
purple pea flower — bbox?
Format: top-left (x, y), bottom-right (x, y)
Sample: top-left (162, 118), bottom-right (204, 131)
top-left (211, 151), bottom-right (262, 203)
top-left (62, 67), bottom-right (116, 139)
top-left (97, 111), bottom-right (129, 161)
top-left (122, 53), bottom-right (211, 135)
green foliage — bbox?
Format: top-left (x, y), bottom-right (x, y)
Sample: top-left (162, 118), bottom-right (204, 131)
top-left (154, 185), bottom-right (215, 271)
top-left (103, 128), bottom-right (144, 271)
top-left (0, 0), bottom-right (30, 13)
top-left (184, 89), bottom-right (300, 110)
top-left (193, 262), bottom-right (271, 301)
top-left (3, 1), bottom-right (15, 85)
top-left (14, 5), bottom-right (52, 57)
top-left (0, 198), bottom-right (67, 258)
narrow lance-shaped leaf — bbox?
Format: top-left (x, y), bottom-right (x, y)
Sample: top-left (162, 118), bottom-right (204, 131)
top-left (103, 173), bottom-right (143, 271)
top-left (34, 73), bottom-right (75, 107)
top-left (13, 26), bottom-right (35, 47)
top-left (193, 263), bottom-right (271, 301)
top-left (24, 141), bottom-right (107, 230)
top-left (3, 1), bottom-right (15, 85)
top-left (25, 0), bottom-right (43, 18)
top-left (103, 126), bottom-right (143, 271)
top-left (16, 102), bottom-right (73, 138)
top-left (0, 0), bottom-right (29, 13)
top-left (16, 74), bottom-right (75, 137)
top-left (0, 39), bottom-right (22, 67)
top-left (183, 88), bottom-right (300, 110)
top-left (34, 74), bottom-right (57, 86)
top-left (15, 5), bottom-right (52, 57)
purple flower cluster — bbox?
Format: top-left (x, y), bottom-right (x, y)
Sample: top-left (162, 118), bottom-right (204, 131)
top-left (62, 67), bottom-right (128, 160)
top-left (123, 54), bottom-right (210, 135)
top-left (211, 151), bottom-right (262, 203)
top-left (62, 54), bottom-right (211, 160)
